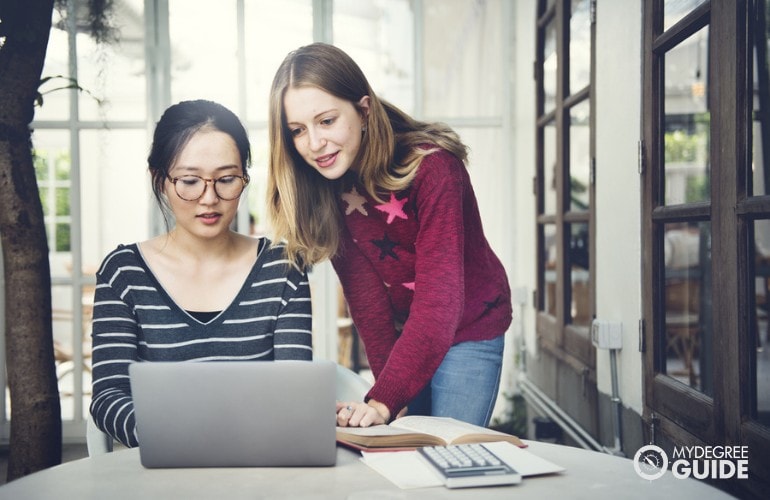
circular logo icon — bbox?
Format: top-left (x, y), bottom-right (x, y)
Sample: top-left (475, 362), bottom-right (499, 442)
top-left (633, 445), bottom-right (669, 480)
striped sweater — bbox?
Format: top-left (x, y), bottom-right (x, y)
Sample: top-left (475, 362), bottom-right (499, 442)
top-left (89, 239), bottom-right (312, 447)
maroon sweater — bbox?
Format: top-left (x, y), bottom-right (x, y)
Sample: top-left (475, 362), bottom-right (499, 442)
top-left (331, 149), bottom-right (512, 416)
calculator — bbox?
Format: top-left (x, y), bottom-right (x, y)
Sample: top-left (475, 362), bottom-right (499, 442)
top-left (417, 443), bottom-right (522, 489)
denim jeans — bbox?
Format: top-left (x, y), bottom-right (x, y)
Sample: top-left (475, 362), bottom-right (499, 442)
top-left (406, 334), bottom-right (505, 427)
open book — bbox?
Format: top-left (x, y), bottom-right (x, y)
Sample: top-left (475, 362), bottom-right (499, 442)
top-left (336, 416), bottom-right (526, 452)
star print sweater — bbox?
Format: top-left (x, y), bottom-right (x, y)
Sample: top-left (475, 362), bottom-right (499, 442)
top-left (332, 149), bottom-right (512, 417)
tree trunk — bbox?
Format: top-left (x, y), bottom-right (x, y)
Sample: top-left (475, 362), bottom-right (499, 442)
top-left (0, 0), bottom-right (62, 481)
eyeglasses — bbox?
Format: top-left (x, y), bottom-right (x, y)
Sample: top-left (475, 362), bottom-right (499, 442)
top-left (167, 174), bottom-right (249, 201)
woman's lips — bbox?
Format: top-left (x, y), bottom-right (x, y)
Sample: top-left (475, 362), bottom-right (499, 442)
top-left (197, 213), bottom-right (221, 224)
top-left (315, 152), bottom-right (338, 168)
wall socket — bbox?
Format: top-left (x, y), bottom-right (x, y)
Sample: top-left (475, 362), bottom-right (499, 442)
top-left (591, 320), bottom-right (623, 350)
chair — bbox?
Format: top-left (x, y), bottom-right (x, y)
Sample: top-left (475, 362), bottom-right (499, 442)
top-left (665, 276), bottom-right (700, 386)
top-left (336, 363), bottom-right (372, 402)
top-left (86, 363), bottom-right (373, 457)
top-left (86, 416), bottom-right (113, 457)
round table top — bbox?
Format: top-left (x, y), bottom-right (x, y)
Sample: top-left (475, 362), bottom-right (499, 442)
top-left (0, 440), bottom-right (734, 499)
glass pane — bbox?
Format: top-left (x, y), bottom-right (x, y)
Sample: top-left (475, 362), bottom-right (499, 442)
top-left (52, 282), bottom-right (74, 420)
top-left (39, 187), bottom-right (50, 214)
top-left (663, 221), bottom-right (712, 396)
top-left (31, 130), bottom-right (71, 259)
top-left (33, 150), bottom-right (50, 180)
top-left (52, 278), bottom-right (94, 421)
top-left (336, 0), bottom-right (414, 114)
top-left (55, 188), bottom-right (70, 216)
top-left (664, 0), bottom-right (708, 32)
top-left (168, 0), bottom-right (238, 110)
top-left (36, 8), bottom-right (70, 121)
top-left (78, 0), bottom-right (146, 121)
top-left (543, 224), bottom-right (557, 316)
top-left (569, 100), bottom-right (590, 211)
top-left (543, 18), bottom-right (557, 114)
top-left (753, 220), bottom-right (770, 426)
top-left (664, 26), bottom-right (710, 205)
top-left (544, 121), bottom-right (557, 215)
top-left (80, 129), bottom-right (149, 269)
top-left (570, 223), bottom-right (590, 326)
top-left (422, 0), bottom-right (501, 118)
top-left (455, 127), bottom-right (504, 241)
top-left (569, 0), bottom-right (591, 94)
top-left (244, 0), bottom-right (313, 123)
top-left (246, 128), bottom-right (270, 237)
top-left (751, 0), bottom-right (770, 197)
top-left (55, 222), bottom-right (71, 252)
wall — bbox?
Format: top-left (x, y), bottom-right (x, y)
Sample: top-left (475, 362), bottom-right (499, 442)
top-left (594, 0), bottom-right (644, 416)
top-left (510, 0), bottom-right (538, 378)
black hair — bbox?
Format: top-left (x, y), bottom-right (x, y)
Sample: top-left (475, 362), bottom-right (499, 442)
top-left (147, 99), bottom-right (251, 220)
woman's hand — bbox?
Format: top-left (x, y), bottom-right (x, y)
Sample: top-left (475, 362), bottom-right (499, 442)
top-left (336, 399), bottom-right (391, 427)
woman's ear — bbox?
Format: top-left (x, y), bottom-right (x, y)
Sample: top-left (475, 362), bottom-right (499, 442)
top-left (357, 96), bottom-right (371, 121)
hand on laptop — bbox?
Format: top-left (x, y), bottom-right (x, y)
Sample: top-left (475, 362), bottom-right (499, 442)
top-left (336, 400), bottom-right (390, 427)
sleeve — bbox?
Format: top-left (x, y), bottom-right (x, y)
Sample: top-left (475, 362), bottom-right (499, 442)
top-left (89, 261), bottom-right (140, 448)
top-left (332, 225), bottom-right (400, 379)
top-left (364, 153), bottom-right (466, 416)
top-left (273, 264), bottom-right (313, 360)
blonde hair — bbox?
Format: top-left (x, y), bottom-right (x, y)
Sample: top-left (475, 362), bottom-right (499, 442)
top-left (267, 43), bottom-right (467, 266)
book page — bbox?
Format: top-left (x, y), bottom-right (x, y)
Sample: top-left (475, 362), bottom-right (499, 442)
top-left (335, 425), bottom-right (417, 438)
top-left (389, 416), bottom-right (507, 444)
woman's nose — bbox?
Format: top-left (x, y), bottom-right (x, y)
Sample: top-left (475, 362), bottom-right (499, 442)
top-left (199, 179), bottom-right (220, 203)
top-left (307, 128), bottom-right (326, 152)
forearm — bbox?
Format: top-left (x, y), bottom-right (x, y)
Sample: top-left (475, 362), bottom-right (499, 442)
top-left (89, 278), bottom-right (141, 447)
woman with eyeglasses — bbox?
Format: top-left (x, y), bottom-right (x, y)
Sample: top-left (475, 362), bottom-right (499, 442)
top-left (89, 100), bottom-right (312, 448)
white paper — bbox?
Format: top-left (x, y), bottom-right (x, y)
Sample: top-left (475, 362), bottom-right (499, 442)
top-left (360, 451), bottom-right (443, 489)
top-left (483, 441), bottom-right (566, 476)
top-left (359, 441), bottom-right (565, 490)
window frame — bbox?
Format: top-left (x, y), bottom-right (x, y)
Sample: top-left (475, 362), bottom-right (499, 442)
top-left (534, 0), bottom-right (597, 371)
top-left (642, 0), bottom-right (770, 494)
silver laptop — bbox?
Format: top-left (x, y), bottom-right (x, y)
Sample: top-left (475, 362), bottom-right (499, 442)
top-left (129, 360), bottom-right (337, 468)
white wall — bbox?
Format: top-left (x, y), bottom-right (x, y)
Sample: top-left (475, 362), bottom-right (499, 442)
top-left (510, 0), bottom-right (538, 378)
top-left (594, 0), bottom-right (644, 414)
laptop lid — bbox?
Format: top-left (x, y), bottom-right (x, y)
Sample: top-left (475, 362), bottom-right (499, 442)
top-left (129, 360), bottom-right (337, 468)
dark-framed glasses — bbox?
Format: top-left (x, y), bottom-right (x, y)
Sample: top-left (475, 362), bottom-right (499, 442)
top-left (167, 174), bottom-right (249, 201)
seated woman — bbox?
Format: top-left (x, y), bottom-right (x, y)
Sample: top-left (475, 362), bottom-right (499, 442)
top-left (89, 100), bottom-right (312, 448)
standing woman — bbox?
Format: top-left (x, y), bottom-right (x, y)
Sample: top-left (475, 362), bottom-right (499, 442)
top-left (267, 43), bottom-right (511, 428)
top-left (90, 100), bottom-right (312, 448)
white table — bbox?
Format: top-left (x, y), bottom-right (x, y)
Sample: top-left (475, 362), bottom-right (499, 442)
top-left (0, 441), bottom-right (733, 499)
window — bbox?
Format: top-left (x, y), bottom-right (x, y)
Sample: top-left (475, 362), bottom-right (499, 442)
top-left (535, 0), bottom-right (596, 368)
top-left (1, 0), bottom-right (513, 444)
top-left (26, 0), bottom-right (149, 437)
top-left (642, 0), bottom-right (770, 495)
top-left (35, 138), bottom-right (72, 253)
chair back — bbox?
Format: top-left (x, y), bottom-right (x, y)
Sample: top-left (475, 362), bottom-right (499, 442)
top-left (336, 364), bottom-right (372, 401)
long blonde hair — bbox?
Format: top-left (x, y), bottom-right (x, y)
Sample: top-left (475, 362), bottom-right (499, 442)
top-left (267, 43), bottom-right (467, 266)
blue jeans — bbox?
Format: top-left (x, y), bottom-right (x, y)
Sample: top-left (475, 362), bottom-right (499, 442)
top-left (406, 335), bottom-right (504, 427)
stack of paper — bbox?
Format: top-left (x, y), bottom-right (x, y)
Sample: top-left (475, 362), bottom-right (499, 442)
top-left (359, 441), bottom-right (565, 490)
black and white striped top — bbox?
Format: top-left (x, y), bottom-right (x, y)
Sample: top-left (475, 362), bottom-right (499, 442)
top-left (89, 239), bottom-right (312, 448)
